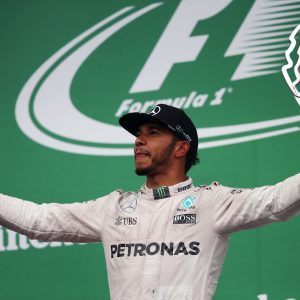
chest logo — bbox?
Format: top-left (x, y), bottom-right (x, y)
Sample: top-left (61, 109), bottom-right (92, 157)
top-left (182, 196), bottom-right (195, 209)
top-left (120, 196), bottom-right (138, 213)
top-left (173, 214), bottom-right (196, 224)
top-left (115, 216), bottom-right (137, 226)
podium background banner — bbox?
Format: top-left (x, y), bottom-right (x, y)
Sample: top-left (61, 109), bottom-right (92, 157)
top-left (0, 1), bottom-right (299, 299)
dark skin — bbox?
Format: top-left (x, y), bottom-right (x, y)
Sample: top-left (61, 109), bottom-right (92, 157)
top-left (134, 122), bottom-right (190, 189)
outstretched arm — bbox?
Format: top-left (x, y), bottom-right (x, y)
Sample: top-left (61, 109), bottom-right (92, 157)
top-left (0, 191), bottom-right (118, 243)
top-left (211, 173), bottom-right (300, 235)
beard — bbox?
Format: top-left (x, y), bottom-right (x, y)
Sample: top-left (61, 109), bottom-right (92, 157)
top-left (135, 137), bottom-right (177, 176)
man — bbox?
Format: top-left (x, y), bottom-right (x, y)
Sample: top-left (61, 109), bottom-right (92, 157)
top-left (0, 104), bottom-right (299, 300)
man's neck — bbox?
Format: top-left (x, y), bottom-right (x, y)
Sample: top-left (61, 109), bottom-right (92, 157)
top-left (146, 173), bottom-right (188, 189)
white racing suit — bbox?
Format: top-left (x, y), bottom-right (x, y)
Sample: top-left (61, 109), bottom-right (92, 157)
top-left (0, 174), bottom-right (300, 300)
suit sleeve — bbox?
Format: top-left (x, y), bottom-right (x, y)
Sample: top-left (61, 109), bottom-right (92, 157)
top-left (0, 191), bottom-right (120, 243)
top-left (211, 173), bottom-right (300, 235)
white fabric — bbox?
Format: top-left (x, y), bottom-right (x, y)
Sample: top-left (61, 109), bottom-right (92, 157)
top-left (0, 174), bottom-right (300, 299)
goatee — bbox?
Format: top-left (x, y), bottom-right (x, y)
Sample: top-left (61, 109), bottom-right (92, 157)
top-left (135, 136), bottom-right (177, 176)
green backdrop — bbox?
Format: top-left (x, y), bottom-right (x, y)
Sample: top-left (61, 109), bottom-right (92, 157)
top-left (0, 0), bottom-right (300, 299)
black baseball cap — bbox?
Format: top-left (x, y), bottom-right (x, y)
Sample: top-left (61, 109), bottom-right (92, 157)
top-left (119, 104), bottom-right (198, 159)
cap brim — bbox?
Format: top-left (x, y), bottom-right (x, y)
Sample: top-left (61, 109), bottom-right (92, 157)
top-left (119, 113), bottom-right (161, 137)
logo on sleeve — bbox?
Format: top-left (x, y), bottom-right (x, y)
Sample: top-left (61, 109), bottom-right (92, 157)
top-left (230, 189), bottom-right (245, 194)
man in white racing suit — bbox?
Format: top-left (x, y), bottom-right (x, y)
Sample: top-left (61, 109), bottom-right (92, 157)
top-left (0, 104), bottom-right (299, 300)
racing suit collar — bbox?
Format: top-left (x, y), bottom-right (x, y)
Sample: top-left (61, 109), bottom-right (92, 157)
top-left (139, 177), bottom-right (194, 200)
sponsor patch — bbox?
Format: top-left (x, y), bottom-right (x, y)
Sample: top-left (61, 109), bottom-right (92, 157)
top-left (153, 186), bottom-right (171, 199)
top-left (173, 214), bottom-right (196, 224)
top-left (230, 189), bottom-right (245, 194)
top-left (177, 183), bottom-right (193, 192)
top-left (115, 217), bottom-right (137, 226)
top-left (182, 196), bottom-right (195, 209)
top-left (110, 241), bottom-right (200, 258)
top-left (120, 196), bottom-right (138, 213)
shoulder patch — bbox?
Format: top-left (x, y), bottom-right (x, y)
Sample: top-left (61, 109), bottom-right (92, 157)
top-left (198, 181), bottom-right (221, 191)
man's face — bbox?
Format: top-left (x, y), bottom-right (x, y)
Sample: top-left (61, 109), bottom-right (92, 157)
top-left (134, 122), bottom-right (177, 176)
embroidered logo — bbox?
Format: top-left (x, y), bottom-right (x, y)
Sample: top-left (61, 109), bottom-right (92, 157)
top-left (182, 196), bottom-right (195, 209)
top-left (115, 217), bottom-right (137, 226)
top-left (173, 214), bottom-right (196, 224)
top-left (153, 186), bottom-right (171, 200)
top-left (120, 196), bottom-right (138, 213)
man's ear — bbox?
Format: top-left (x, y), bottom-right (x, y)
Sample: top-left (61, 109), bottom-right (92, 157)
top-left (174, 141), bottom-right (190, 158)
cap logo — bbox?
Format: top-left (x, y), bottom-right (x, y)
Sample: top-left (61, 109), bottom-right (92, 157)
top-left (176, 125), bottom-right (192, 142)
top-left (148, 105), bottom-right (161, 116)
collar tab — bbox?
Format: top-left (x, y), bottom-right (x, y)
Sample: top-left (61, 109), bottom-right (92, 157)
top-left (139, 177), bottom-right (194, 200)
top-left (153, 186), bottom-right (171, 200)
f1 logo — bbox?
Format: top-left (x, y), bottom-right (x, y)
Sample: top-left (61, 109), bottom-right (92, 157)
top-left (130, 0), bottom-right (233, 93)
